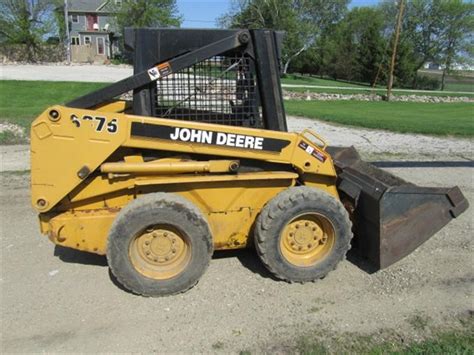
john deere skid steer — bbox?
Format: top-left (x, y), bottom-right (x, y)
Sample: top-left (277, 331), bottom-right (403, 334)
top-left (30, 29), bottom-right (468, 296)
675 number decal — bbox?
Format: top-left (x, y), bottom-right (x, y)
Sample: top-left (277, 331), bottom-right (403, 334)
top-left (71, 114), bottom-right (118, 133)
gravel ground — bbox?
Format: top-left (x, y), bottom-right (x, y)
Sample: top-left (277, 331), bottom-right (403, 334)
top-left (1, 118), bottom-right (472, 353)
top-left (0, 64), bottom-right (133, 82)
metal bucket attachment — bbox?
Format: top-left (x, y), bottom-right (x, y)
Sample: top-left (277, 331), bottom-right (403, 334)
top-left (327, 146), bottom-right (469, 271)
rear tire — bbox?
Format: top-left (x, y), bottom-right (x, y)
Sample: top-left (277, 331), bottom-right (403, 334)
top-left (107, 193), bottom-right (212, 297)
top-left (254, 186), bottom-right (352, 282)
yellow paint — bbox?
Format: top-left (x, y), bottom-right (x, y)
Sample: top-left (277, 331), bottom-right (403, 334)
top-left (129, 227), bottom-right (191, 280)
top-left (31, 105), bottom-right (341, 256)
top-left (280, 213), bottom-right (335, 267)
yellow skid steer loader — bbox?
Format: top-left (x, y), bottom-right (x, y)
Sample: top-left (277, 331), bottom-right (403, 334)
top-left (30, 29), bottom-right (468, 296)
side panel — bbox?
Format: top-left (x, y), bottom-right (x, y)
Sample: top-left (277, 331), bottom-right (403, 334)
top-left (41, 178), bottom-right (295, 255)
top-left (31, 106), bottom-right (337, 213)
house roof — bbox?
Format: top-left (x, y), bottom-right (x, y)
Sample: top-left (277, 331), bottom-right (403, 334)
top-left (68, 0), bottom-right (117, 13)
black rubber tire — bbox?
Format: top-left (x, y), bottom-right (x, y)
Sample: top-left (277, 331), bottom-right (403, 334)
top-left (254, 186), bottom-right (352, 283)
top-left (107, 193), bottom-right (212, 297)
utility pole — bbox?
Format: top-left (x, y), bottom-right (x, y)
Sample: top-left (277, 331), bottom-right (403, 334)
top-left (387, 0), bottom-right (404, 101)
top-left (64, 0), bottom-right (71, 64)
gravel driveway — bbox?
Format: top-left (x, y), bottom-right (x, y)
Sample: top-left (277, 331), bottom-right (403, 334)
top-left (1, 64), bottom-right (133, 82)
top-left (1, 117), bottom-right (472, 352)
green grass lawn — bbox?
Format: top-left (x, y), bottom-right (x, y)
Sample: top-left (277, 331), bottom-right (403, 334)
top-left (0, 80), bottom-right (107, 130)
top-left (295, 328), bottom-right (474, 355)
top-left (282, 72), bottom-right (474, 95)
top-left (0, 80), bottom-right (472, 144)
top-left (419, 70), bottom-right (474, 92)
top-left (285, 100), bottom-right (474, 136)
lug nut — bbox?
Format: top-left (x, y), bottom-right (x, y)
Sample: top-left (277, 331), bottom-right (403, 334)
top-left (164, 232), bottom-right (168, 237)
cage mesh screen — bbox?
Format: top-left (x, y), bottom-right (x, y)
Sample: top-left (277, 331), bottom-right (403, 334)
top-left (154, 55), bottom-right (262, 127)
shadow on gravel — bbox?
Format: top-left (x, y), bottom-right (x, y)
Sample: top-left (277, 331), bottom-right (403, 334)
top-left (372, 161), bottom-right (473, 168)
top-left (213, 248), bottom-right (279, 281)
top-left (54, 245), bottom-right (108, 267)
top-left (346, 250), bottom-right (379, 274)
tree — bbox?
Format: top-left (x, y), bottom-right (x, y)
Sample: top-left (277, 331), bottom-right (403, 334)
top-left (437, 0), bottom-right (474, 90)
top-left (312, 7), bottom-right (385, 84)
top-left (286, 0), bottom-right (349, 73)
top-left (379, 1), bottom-right (437, 87)
top-left (218, 0), bottom-right (349, 74)
top-left (219, 0), bottom-right (303, 74)
top-left (351, 7), bottom-right (385, 85)
top-left (379, 0), bottom-right (473, 89)
top-left (0, 0), bottom-right (55, 62)
top-left (114, 0), bottom-right (181, 36)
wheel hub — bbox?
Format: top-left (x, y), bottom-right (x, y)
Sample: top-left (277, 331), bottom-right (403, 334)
top-left (280, 213), bottom-right (335, 267)
top-left (129, 226), bottom-right (190, 280)
top-left (286, 220), bottom-right (326, 253)
top-left (138, 230), bottom-right (182, 264)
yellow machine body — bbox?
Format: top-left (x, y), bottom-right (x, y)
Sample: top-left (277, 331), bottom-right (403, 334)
top-left (31, 103), bottom-right (338, 255)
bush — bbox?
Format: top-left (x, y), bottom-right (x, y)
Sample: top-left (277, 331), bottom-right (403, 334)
top-left (414, 75), bottom-right (441, 90)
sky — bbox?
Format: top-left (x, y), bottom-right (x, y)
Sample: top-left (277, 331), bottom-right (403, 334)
top-left (177, 0), bottom-right (381, 28)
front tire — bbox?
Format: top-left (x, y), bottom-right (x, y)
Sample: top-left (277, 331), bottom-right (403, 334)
top-left (107, 193), bottom-right (212, 297)
top-left (254, 186), bottom-right (352, 282)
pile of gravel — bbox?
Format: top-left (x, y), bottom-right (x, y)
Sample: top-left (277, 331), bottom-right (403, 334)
top-left (0, 122), bottom-right (27, 143)
top-left (283, 90), bottom-right (474, 103)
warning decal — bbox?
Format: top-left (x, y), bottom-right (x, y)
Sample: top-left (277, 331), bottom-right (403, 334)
top-left (298, 141), bottom-right (327, 162)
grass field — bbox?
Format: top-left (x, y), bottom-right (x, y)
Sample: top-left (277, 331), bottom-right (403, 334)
top-left (0, 80), bottom-right (107, 130)
top-left (419, 70), bottom-right (474, 92)
top-left (0, 80), bottom-right (472, 144)
top-left (294, 327), bottom-right (474, 354)
top-left (282, 73), bottom-right (474, 96)
top-left (285, 100), bottom-right (474, 136)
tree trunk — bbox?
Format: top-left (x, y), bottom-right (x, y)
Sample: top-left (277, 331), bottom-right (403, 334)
top-left (441, 68), bottom-right (447, 91)
top-left (283, 45), bottom-right (308, 74)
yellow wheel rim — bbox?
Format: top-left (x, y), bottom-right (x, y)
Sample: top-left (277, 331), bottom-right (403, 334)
top-left (129, 225), bottom-right (191, 280)
top-left (280, 213), bottom-right (335, 267)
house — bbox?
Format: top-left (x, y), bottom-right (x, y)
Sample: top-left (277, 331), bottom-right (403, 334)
top-left (67, 0), bottom-right (122, 62)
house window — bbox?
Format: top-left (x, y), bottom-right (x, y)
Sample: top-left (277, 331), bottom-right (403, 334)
top-left (115, 0), bottom-right (122, 6)
top-left (71, 14), bottom-right (79, 23)
top-left (97, 37), bottom-right (105, 55)
top-left (83, 36), bottom-right (91, 45)
top-left (86, 14), bottom-right (98, 31)
top-left (71, 37), bottom-right (79, 45)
